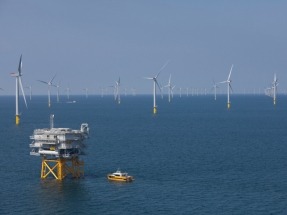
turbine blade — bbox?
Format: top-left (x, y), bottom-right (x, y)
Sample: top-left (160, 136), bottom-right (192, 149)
top-left (19, 77), bottom-right (28, 108)
top-left (229, 83), bottom-right (233, 93)
top-left (18, 54), bottom-right (22, 75)
top-left (219, 81), bottom-right (227, 84)
top-left (159, 60), bottom-right (170, 73)
top-left (228, 64), bottom-right (233, 81)
top-left (50, 74), bottom-right (57, 83)
top-left (155, 79), bottom-right (162, 92)
top-left (38, 80), bottom-right (49, 84)
top-left (155, 60), bottom-right (170, 79)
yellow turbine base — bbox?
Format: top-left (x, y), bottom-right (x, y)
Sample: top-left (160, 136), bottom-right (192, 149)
top-left (153, 107), bottom-right (157, 114)
top-left (227, 102), bottom-right (231, 109)
top-left (16, 115), bottom-right (20, 125)
top-left (41, 157), bottom-right (84, 180)
top-left (273, 100), bottom-right (276, 105)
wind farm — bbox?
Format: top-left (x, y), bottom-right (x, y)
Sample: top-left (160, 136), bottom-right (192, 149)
top-left (1, 1), bottom-right (287, 214)
top-left (2, 57), bottom-right (286, 116)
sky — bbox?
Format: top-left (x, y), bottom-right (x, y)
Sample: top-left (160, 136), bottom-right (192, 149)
top-left (0, 0), bottom-right (286, 95)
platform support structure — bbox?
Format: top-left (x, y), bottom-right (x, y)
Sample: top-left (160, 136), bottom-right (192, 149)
top-left (41, 157), bottom-right (84, 180)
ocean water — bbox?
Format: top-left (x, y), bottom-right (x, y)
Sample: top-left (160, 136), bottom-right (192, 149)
top-left (1, 94), bottom-right (287, 215)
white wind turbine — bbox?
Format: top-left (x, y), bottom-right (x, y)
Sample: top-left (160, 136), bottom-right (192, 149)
top-left (131, 88), bottom-right (136, 96)
top-left (115, 77), bottom-right (120, 104)
top-left (165, 74), bottom-right (175, 103)
top-left (144, 61), bottom-right (169, 114)
top-left (99, 87), bottom-right (105, 98)
top-left (212, 80), bottom-right (219, 101)
top-left (66, 87), bottom-right (70, 100)
top-left (272, 73), bottom-right (279, 105)
top-left (219, 65), bottom-right (233, 109)
top-left (83, 88), bottom-right (88, 99)
top-left (10, 55), bottom-right (28, 125)
top-left (56, 81), bottom-right (61, 103)
top-left (38, 74), bottom-right (57, 107)
top-left (25, 85), bottom-right (32, 100)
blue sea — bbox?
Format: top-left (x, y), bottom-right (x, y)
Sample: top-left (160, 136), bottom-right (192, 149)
top-left (1, 94), bottom-right (287, 215)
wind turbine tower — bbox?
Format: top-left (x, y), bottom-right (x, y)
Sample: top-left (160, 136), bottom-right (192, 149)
top-left (66, 87), bottom-right (70, 100)
top-left (115, 77), bottom-right (120, 104)
top-left (272, 73), bottom-right (279, 105)
top-left (10, 55), bottom-right (28, 125)
top-left (25, 85), bottom-right (32, 100)
top-left (83, 88), bottom-right (88, 99)
top-left (56, 82), bottom-right (61, 103)
top-left (212, 80), bottom-right (219, 100)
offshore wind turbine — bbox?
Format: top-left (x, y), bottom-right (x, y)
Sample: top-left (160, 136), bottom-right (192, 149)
top-left (83, 88), bottom-right (88, 99)
top-left (219, 65), bottom-right (233, 109)
top-left (144, 61), bottom-right (169, 114)
top-left (212, 80), bottom-right (219, 100)
top-left (272, 73), bottom-right (279, 105)
top-left (115, 77), bottom-right (120, 104)
top-left (25, 85), bottom-right (32, 100)
top-left (56, 81), bottom-right (61, 103)
top-left (66, 87), bottom-right (70, 100)
top-left (131, 88), bottom-right (136, 96)
top-left (165, 74), bottom-right (175, 103)
top-left (99, 87), bottom-right (105, 98)
top-left (38, 74), bottom-right (56, 107)
top-left (83, 88), bottom-right (89, 99)
top-left (10, 55), bottom-right (28, 125)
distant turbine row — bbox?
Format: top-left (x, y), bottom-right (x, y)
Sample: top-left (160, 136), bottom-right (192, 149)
top-left (9, 55), bottom-right (282, 125)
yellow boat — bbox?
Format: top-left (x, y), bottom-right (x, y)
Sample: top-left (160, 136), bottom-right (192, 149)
top-left (107, 169), bottom-right (134, 182)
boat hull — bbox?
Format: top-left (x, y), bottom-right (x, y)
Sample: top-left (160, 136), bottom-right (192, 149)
top-left (107, 175), bottom-right (133, 182)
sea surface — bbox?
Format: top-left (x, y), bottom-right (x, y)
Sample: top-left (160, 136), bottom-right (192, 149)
top-left (1, 94), bottom-right (287, 215)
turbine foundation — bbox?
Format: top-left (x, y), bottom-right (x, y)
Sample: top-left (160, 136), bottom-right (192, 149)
top-left (16, 115), bottom-right (20, 125)
top-left (227, 102), bottom-right (231, 109)
top-left (153, 106), bottom-right (157, 114)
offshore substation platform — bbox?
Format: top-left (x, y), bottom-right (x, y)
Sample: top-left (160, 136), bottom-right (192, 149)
top-left (29, 115), bottom-right (89, 180)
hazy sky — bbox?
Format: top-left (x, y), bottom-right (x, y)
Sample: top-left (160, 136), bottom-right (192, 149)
top-left (0, 0), bottom-right (286, 95)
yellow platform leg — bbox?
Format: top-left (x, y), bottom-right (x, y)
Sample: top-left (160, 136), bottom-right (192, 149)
top-left (16, 115), bottom-right (20, 125)
top-left (273, 99), bottom-right (276, 105)
top-left (41, 157), bottom-right (84, 180)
